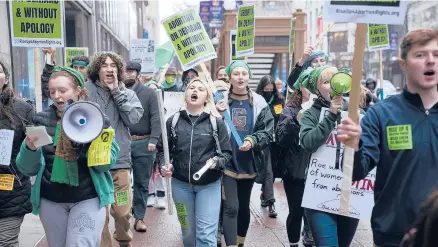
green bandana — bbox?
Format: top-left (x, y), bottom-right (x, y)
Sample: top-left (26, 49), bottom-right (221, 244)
top-left (293, 67), bottom-right (313, 91)
top-left (302, 65), bottom-right (330, 95)
top-left (225, 61), bottom-right (252, 78)
top-left (72, 61), bottom-right (88, 67)
top-left (52, 66), bottom-right (85, 88)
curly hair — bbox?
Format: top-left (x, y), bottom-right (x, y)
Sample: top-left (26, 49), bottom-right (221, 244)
top-left (88, 52), bottom-right (125, 82)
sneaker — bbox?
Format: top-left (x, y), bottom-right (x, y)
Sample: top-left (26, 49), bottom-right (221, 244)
top-left (268, 203), bottom-right (277, 218)
top-left (155, 197), bottom-right (166, 210)
top-left (302, 224), bottom-right (315, 247)
top-left (260, 193), bottom-right (268, 207)
top-left (147, 195), bottom-right (155, 207)
top-left (134, 219), bottom-right (147, 233)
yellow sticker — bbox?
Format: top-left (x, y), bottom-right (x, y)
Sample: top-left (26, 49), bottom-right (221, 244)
top-left (175, 202), bottom-right (188, 216)
top-left (387, 124), bottom-right (413, 150)
top-left (0, 174), bottom-right (14, 191)
top-left (178, 215), bottom-right (189, 228)
top-left (274, 104), bottom-right (283, 115)
top-left (88, 129), bottom-right (115, 166)
top-left (116, 190), bottom-right (129, 206)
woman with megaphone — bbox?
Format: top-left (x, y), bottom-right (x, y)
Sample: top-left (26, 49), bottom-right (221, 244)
top-left (298, 66), bottom-right (360, 247)
top-left (15, 66), bottom-right (119, 247)
top-left (157, 78), bottom-right (232, 247)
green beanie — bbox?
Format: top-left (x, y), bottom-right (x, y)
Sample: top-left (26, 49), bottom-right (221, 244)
top-left (302, 65), bottom-right (330, 95)
top-left (293, 67), bottom-right (313, 91)
top-left (52, 66), bottom-right (85, 88)
top-left (225, 61), bottom-right (252, 78)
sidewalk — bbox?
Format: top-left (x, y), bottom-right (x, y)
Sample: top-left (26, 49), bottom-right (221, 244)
top-left (21, 180), bottom-right (373, 247)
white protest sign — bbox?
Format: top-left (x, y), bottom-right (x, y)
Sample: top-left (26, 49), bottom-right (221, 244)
top-left (130, 39), bottom-right (156, 76)
top-left (301, 107), bottom-right (375, 220)
top-left (0, 130), bottom-right (14, 166)
top-left (323, 0), bottom-right (408, 25)
top-left (163, 92), bottom-right (185, 120)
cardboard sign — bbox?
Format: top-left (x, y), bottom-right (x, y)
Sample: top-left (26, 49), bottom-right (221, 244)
top-left (163, 92), bottom-right (185, 120)
top-left (162, 8), bottom-right (216, 71)
top-left (0, 174), bottom-right (14, 191)
top-left (289, 18), bottom-right (296, 55)
top-left (301, 107), bottom-right (375, 220)
top-left (236, 4), bottom-right (255, 57)
top-left (88, 129), bottom-right (115, 167)
top-left (0, 130), bottom-right (14, 166)
top-left (130, 39), bottom-right (156, 76)
top-left (368, 24), bottom-right (390, 51)
top-left (387, 124), bottom-right (413, 150)
top-left (230, 30), bottom-right (245, 62)
top-left (65, 47), bottom-right (89, 67)
top-left (9, 0), bottom-right (65, 47)
top-left (323, 0), bottom-right (408, 25)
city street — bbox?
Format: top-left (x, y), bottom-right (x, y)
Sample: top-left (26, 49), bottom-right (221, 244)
top-left (20, 180), bottom-right (373, 247)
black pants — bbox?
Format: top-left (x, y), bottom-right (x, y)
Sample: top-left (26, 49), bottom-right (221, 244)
top-left (222, 175), bottom-right (255, 245)
top-left (260, 148), bottom-right (275, 203)
top-left (283, 178), bottom-right (306, 244)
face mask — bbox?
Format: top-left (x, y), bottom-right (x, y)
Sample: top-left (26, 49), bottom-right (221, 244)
top-left (262, 91), bottom-right (273, 100)
top-left (165, 75), bottom-right (176, 83)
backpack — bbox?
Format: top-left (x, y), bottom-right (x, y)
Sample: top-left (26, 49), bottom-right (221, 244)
top-left (170, 112), bottom-right (222, 154)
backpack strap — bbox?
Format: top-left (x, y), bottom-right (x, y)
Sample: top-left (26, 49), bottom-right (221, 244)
top-left (210, 114), bottom-right (222, 154)
top-left (171, 112), bottom-right (180, 139)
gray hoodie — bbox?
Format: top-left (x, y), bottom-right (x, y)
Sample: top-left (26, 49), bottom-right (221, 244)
top-left (86, 80), bottom-right (144, 169)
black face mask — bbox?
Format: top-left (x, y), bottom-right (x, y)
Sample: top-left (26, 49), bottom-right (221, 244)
top-left (124, 79), bottom-right (136, 88)
top-left (262, 91), bottom-right (274, 100)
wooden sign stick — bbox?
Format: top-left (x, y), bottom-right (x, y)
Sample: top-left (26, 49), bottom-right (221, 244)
top-left (339, 23), bottom-right (367, 216)
top-left (378, 50), bottom-right (384, 99)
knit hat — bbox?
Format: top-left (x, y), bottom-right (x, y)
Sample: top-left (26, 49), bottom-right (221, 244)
top-left (303, 51), bottom-right (329, 69)
top-left (126, 61), bottom-right (142, 74)
top-left (225, 61), bottom-right (252, 78)
top-left (293, 67), bottom-right (313, 91)
top-left (52, 66), bottom-right (85, 88)
top-left (302, 65), bottom-right (330, 95)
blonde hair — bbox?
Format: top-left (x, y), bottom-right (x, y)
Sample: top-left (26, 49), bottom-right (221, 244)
top-left (317, 67), bottom-right (338, 86)
top-left (181, 77), bottom-right (220, 117)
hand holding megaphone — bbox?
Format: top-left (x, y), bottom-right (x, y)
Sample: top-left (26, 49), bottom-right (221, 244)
top-left (193, 157), bottom-right (218, 181)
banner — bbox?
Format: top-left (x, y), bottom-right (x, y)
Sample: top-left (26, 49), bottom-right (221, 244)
top-left (301, 107), bottom-right (375, 220)
top-left (162, 8), bottom-right (217, 71)
top-left (289, 18), bottom-right (296, 55)
top-left (9, 0), bottom-right (65, 47)
top-left (368, 24), bottom-right (390, 51)
top-left (236, 4), bottom-right (255, 57)
top-left (324, 0), bottom-right (408, 25)
top-left (65, 47), bottom-right (89, 67)
top-left (230, 30), bottom-right (245, 62)
top-left (130, 39), bottom-right (156, 76)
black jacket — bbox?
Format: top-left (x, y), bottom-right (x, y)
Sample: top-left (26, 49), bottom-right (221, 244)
top-left (0, 98), bottom-right (35, 218)
top-left (41, 63), bottom-right (55, 105)
top-left (33, 105), bottom-right (98, 203)
top-left (286, 62), bottom-right (304, 90)
top-left (275, 105), bottom-right (310, 180)
top-left (157, 111), bottom-right (232, 185)
top-left (126, 82), bottom-right (161, 144)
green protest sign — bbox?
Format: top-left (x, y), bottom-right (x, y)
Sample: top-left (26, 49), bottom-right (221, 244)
top-left (236, 4), bottom-right (255, 57)
top-left (65, 47), bottom-right (89, 67)
top-left (230, 30), bottom-right (245, 62)
top-left (368, 24), bottom-right (390, 51)
top-left (162, 8), bottom-right (216, 71)
top-left (289, 18), bottom-right (296, 55)
top-left (9, 0), bottom-right (65, 47)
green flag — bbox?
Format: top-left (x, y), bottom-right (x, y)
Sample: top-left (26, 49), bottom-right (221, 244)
top-left (155, 41), bottom-right (175, 69)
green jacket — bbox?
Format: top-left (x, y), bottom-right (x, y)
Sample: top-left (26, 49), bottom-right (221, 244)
top-left (16, 139), bottom-right (119, 215)
top-left (299, 99), bottom-right (349, 153)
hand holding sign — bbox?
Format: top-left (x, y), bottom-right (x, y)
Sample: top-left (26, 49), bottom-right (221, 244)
top-left (337, 117), bottom-right (362, 151)
top-left (25, 136), bottom-right (39, 151)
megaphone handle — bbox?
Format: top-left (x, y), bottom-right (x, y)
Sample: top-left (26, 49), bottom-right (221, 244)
top-left (335, 111), bottom-right (342, 170)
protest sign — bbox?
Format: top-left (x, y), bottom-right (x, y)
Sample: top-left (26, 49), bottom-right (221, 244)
top-left (163, 92), bottom-right (185, 120)
top-left (130, 39), bottom-right (156, 75)
top-left (368, 24), bottom-right (390, 51)
top-left (65, 47), bottom-right (89, 67)
top-left (0, 130), bottom-right (14, 166)
top-left (289, 18), bottom-right (296, 55)
top-left (301, 107), bottom-right (375, 220)
top-left (230, 30), bottom-right (245, 62)
top-left (162, 8), bottom-right (216, 71)
top-left (324, 0), bottom-right (408, 25)
top-left (236, 4), bottom-right (255, 57)
top-left (9, 0), bottom-right (65, 47)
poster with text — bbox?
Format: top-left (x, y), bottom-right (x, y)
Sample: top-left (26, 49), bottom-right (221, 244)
top-left (162, 8), bottom-right (216, 71)
top-left (324, 0), bottom-right (408, 25)
top-left (163, 92), bottom-right (185, 120)
top-left (65, 47), bottom-right (89, 68)
top-left (0, 130), bottom-right (15, 166)
top-left (230, 30), bottom-right (245, 62)
top-left (289, 18), bottom-right (296, 55)
top-left (368, 24), bottom-right (390, 51)
top-left (301, 107), bottom-right (375, 220)
top-left (9, 0), bottom-right (65, 47)
top-left (236, 4), bottom-right (255, 57)
top-left (130, 39), bottom-right (156, 76)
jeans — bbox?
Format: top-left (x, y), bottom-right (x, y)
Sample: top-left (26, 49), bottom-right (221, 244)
top-left (305, 208), bottom-right (359, 247)
top-left (172, 178), bottom-right (221, 247)
top-left (131, 138), bottom-right (156, 219)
